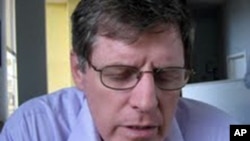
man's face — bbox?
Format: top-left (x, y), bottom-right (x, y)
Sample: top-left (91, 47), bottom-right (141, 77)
top-left (72, 26), bottom-right (184, 141)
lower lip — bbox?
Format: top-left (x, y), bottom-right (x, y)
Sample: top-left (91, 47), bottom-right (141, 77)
top-left (122, 126), bottom-right (158, 139)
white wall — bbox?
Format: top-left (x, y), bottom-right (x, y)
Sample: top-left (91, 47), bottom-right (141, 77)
top-left (224, 0), bottom-right (250, 91)
top-left (225, 0), bottom-right (250, 55)
top-left (183, 79), bottom-right (250, 124)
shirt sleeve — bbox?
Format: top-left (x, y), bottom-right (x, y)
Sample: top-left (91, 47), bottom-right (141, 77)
top-left (0, 88), bottom-right (84, 141)
top-left (0, 128), bottom-right (14, 141)
top-left (0, 111), bottom-right (56, 141)
top-left (0, 120), bottom-right (29, 141)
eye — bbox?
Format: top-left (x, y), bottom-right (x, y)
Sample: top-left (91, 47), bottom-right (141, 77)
top-left (102, 66), bottom-right (138, 81)
top-left (155, 69), bottom-right (184, 83)
top-left (157, 73), bottom-right (179, 83)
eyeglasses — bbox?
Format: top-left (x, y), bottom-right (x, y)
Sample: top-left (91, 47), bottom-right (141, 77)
top-left (88, 62), bottom-right (193, 91)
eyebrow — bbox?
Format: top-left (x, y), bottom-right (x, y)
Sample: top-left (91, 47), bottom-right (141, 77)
top-left (94, 60), bottom-right (184, 70)
top-left (97, 61), bottom-right (138, 67)
top-left (102, 64), bottom-right (138, 68)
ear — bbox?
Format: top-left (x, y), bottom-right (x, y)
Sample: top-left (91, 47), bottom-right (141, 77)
top-left (70, 51), bottom-right (86, 90)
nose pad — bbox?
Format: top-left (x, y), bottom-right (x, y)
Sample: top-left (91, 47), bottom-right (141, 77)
top-left (137, 71), bottom-right (154, 79)
top-left (136, 72), bottom-right (143, 80)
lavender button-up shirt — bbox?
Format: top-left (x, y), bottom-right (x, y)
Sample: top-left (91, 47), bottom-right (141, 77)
top-left (0, 87), bottom-right (235, 141)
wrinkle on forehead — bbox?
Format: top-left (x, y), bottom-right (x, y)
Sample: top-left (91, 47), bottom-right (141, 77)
top-left (91, 25), bottom-right (184, 68)
top-left (98, 23), bottom-right (180, 45)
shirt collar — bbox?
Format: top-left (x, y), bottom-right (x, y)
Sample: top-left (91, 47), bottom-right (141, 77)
top-left (67, 98), bottom-right (101, 141)
top-left (165, 118), bottom-right (184, 141)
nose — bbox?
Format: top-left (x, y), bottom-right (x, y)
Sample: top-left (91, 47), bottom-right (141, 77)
top-left (128, 72), bottom-right (158, 112)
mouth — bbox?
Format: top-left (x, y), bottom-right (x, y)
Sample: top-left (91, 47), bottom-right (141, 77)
top-left (123, 125), bottom-right (159, 138)
top-left (127, 126), bottom-right (158, 130)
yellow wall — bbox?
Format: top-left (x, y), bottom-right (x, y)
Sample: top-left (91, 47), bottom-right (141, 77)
top-left (68, 0), bottom-right (80, 16)
top-left (46, 3), bottom-right (71, 92)
top-left (66, 0), bottom-right (80, 57)
top-left (67, 0), bottom-right (80, 49)
top-left (45, 0), bottom-right (80, 92)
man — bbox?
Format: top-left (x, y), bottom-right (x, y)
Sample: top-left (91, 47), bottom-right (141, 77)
top-left (0, 0), bottom-right (235, 141)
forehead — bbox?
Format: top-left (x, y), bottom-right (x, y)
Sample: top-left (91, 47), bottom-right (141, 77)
top-left (91, 26), bottom-right (184, 67)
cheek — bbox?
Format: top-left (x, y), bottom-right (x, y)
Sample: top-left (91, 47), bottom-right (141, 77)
top-left (160, 91), bottom-right (179, 110)
top-left (158, 91), bottom-right (180, 135)
top-left (83, 75), bottom-right (127, 140)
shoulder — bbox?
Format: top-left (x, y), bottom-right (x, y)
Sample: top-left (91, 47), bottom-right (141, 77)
top-left (7, 87), bottom-right (85, 125)
top-left (0, 87), bottom-right (86, 140)
top-left (177, 98), bottom-right (235, 121)
top-left (176, 98), bottom-right (237, 141)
